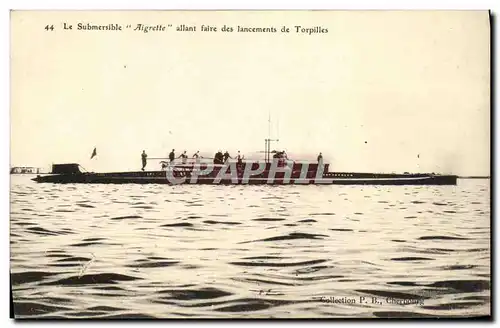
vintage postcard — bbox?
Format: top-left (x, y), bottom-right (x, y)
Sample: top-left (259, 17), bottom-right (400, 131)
top-left (10, 10), bottom-right (490, 319)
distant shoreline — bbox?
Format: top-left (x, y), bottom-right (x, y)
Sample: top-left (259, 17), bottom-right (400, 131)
top-left (458, 176), bottom-right (490, 179)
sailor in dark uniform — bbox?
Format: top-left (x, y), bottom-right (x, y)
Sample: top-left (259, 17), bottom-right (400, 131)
top-left (141, 150), bottom-right (147, 171)
top-left (223, 151), bottom-right (231, 163)
top-left (180, 151), bottom-right (188, 164)
top-left (214, 150), bottom-right (224, 164)
top-left (234, 151), bottom-right (243, 171)
top-left (317, 152), bottom-right (323, 165)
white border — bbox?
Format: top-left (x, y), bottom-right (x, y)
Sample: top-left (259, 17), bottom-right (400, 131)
top-left (3, 0), bottom-right (500, 10)
top-left (3, 1), bottom-right (497, 327)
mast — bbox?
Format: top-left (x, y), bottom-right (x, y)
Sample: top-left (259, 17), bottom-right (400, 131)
top-left (265, 111), bottom-right (279, 164)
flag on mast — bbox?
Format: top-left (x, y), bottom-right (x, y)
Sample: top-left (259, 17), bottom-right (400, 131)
top-left (90, 147), bottom-right (97, 159)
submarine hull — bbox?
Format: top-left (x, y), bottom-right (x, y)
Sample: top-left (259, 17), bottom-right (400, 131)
top-left (32, 171), bottom-right (457, 185)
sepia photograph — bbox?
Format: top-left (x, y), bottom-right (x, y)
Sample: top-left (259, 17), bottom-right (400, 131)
top-left (10, 10), bottom-right (491, 319)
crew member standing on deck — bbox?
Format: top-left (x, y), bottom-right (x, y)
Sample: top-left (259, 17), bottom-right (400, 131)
top-left (169, 149), bottom-right (175, 163)
top-left (180, 151), bottom-right (188, 164)
top-left (214, 150), bottom-right (224, 164)
top-left (236, 151), bottom-right (244, 171)
top-left (223, 151), bottom-right (232, 163)
top-left (237, 151), bottom-right (243, 165)
top-left (141, 150), bottom-right (148, 171)
top-left (317, 152), bottom-right (323, 166)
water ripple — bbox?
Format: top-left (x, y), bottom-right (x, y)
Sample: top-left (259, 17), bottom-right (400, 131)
top-left (10, 177), bottom-right (490, 318)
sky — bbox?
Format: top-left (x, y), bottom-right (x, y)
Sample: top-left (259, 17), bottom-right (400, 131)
top-left (11, 11), bottom-right (490, 175)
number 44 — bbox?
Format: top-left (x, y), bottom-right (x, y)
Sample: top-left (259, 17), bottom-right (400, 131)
top-left (44, 25), bottom-right (54, 31)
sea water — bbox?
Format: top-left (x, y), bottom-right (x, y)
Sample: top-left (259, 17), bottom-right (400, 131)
top-left (10, 176), bottom-right (490, 318)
